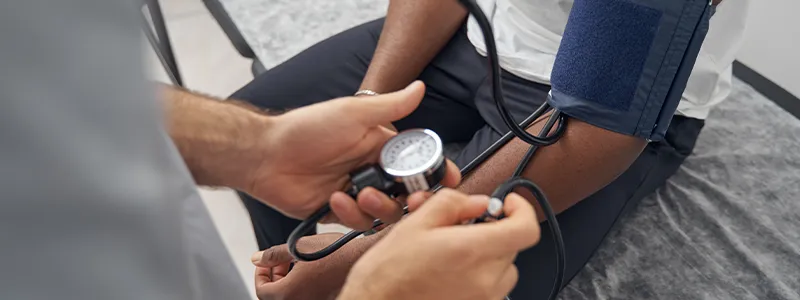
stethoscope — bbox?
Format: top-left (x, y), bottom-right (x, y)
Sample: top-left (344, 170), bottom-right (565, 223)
top-left (286, 1), bottom-right (573, 299)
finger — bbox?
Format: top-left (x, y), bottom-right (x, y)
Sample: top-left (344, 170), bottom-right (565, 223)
top-left (330, 191), bottom-right (374, 230)
top-left (404, 161), bottom-right (458, 212)
top-left (254, 268), bottom-right (289, 297)
top-left (495, 265), bottom-right (519, 299)
top-left (350, 81), bottom-right (425, 126)
top-left (317, 212), bottom-right (340, 225)
top-left (402, 189), bottom-right (490, 229)
top-left (254, 262), bottom-right (290, 284)
top-left (353, 126), bottom-right (396, 165)
top-left (356, 187), bottom-right (404, 224)
top-left (252, 244), bottom-right (293, 268)
top-left (439, 160), bottom-right (462, 188)
top-left (406, 191), bottom-right (433, 213)
top-left (382, 123), bottom-right (399, 133)
top-left (270, 263), bottom-right (291, 282)
top-left (443, 193), bottom-right (541, 254)
top-left (394, 194), bottom-right (409, 206)
top-left (255, 266), bottom-right (272, 286)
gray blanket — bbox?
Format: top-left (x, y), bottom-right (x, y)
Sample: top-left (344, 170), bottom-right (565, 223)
top-left (220, 1), bottom-right (800, 298)
top-left (560, 78), bottom-right (800, 300)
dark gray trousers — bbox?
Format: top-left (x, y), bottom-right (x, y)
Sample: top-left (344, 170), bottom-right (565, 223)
top-left (231, 18), bottom-right (705, 299)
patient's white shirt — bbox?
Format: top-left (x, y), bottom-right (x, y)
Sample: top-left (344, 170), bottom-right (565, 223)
top-left (466, 0), bottom-right (751, 119)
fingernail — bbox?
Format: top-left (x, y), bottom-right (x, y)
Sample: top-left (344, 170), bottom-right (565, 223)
top-left (469, 195), bottom-right (491, 205)
top-left (406, 80), bottom-right (422, 90)
top-left (251, 251), bottom-right (263, 265)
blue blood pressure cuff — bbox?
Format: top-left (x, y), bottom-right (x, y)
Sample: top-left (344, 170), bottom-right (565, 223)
top-left (547, 0), bottom-right (714, 141)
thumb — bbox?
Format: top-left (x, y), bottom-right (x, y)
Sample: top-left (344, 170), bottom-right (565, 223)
top-left (404, 189), bottom-right (490, 229)
top-left (442, 193), bottom-right (541, 255)
top-left (251, 244), bottom-right (293, 267)
top-left (351, 81), bottom-right (425, 126)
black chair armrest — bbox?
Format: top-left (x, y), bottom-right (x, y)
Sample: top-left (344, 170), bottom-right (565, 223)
top-left (202, 0), bottom-right (256, 59)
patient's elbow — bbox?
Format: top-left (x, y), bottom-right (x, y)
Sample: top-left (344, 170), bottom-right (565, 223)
top-left (521, 118), bottom-right (647, 214)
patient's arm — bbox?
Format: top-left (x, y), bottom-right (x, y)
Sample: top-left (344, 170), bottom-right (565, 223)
top-left (362, 0), bottom-right (644, 218)
top-left (457, 117), bottom-right (647, 221)
top-left (359, 0), bottom-right (467, 94)
top-left (360, 0), bottom-right (645, 220)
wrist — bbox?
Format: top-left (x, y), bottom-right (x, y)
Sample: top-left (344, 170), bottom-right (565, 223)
top-left (350, 226), bottom-right (386, 253)
top-left (337, 225), bottom-right (397, 300)
top-left (164, 86), bottom-right (274, 189)
top-left (358, 72), bottom-right (407, 95)
top-left (354, 89), bottom-right (380, 97)
top-left (229, 112), bottom-right (274, 191)
top-left (358, 76), bottom-right (387, 95)
top-left (184, 106), bottom-right (273, 190)
top-left (337, 240), bottom-right (392, 300)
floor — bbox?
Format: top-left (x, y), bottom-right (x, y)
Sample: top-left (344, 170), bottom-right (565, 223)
top-left (144, 1), bottom-right (346, 298)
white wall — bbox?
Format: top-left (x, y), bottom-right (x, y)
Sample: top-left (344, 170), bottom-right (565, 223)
top-left (736, 0), bottom-right (800, 97)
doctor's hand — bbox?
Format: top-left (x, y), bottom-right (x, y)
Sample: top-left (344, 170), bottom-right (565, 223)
top-left (339, 190), bottom-right (541, 300)
top-left (244, 81), bottom-right (461, 228)
top-left (250, 191), bottom-right (538, 300)
top-left (249, 191), bottom-right (437, 300)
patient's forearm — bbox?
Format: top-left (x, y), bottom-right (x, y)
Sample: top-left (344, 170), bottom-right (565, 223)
top-left (161, 85), bottom-right (271, 190)
top-left (457, 118), bottom-right (647, 220)
top-left (360, 0), bottom-right (466, 94)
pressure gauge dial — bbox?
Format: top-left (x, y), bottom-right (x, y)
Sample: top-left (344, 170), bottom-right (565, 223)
top-left (380, 129), bottom-right (446, 194)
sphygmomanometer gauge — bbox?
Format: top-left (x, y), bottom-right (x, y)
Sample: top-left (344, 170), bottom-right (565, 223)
top-left (380, 129), bottom-right (446, 194)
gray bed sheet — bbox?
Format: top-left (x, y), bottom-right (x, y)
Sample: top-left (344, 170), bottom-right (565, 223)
top-left (560, 77), bottom-right (800, 300)
top-left (220, 1), bottom-right (800, 298)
